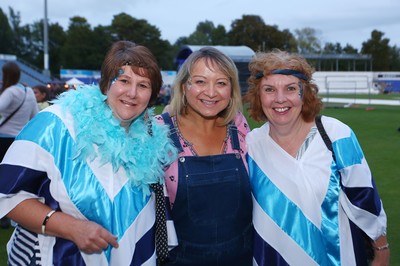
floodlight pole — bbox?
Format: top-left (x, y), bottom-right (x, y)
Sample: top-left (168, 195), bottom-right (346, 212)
top-left (43, 0), bottom-right (50, 76)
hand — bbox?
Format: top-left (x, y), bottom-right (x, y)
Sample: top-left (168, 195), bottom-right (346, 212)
top-left (371, 249), bottom-right (390, 266)
top-left (69, 219), bottom-right (119, 254)
top-left (7, 200), bottom-right (119, 254)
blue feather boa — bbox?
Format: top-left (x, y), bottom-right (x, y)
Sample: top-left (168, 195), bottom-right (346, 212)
top-left (53, 85), bottom-right (177, 195)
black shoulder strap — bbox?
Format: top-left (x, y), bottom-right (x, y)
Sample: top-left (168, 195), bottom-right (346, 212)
top-left (315, 115), bottom-right (337, 162)
top-left (0, 86), bottom-right (27, 127)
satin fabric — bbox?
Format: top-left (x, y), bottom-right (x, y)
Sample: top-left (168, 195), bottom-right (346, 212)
top-left (0, 105), bottom-right (157, 265)
top-left (247, 116), bottom-right (387, 266)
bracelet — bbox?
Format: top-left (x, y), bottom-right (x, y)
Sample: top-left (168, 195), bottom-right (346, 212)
top-left (374, 243), bottom-right (389, 251)
top-left (41, 210), bottom-right (56, 235)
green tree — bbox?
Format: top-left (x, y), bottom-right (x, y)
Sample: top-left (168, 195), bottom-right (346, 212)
top-left (110, 13), bottom-right (174, 69)
top-left (174, 36), bottom-right (189, 47)
top-left (294, 27), bottom-right (322, 54)
top-left (61, 16), bottom-right (98, 69)
top-left (190, 21), bottom-right (214, 44)
top-left (228, 15), bottom-right (267, 51)
top-left (343, 44), bottom-right (358, 54)
top-left (0, 8), bottom-right (13, 54)
top-left (48, 23), bottom-right (67, 76)
top-left (6, 7), bottom-right (31, 60)
top-left (211, 25), bottom-right (229, 45)
top-left (186, 31), bottom-right (210, 45)
top-left (388, 46), bottom-right (400, 71)
top-left (262, 26), bottom-right (297, 52)
top-left (323, 42), bottom-right (342, 54)
top-left (361, 30), bottom-right (391, 71)
top-left (228, 15), bottom-right (296, 52)
top-left (27, 20), bottom-right (67, 77)
top-left (342, 44), bottom-right (363, 71)
top-left (185, 20), bottom-right (229, 46)
top-left (89, 25), bottom-right (114, 69)
top-left (279, 29), bottom-right (298, 52)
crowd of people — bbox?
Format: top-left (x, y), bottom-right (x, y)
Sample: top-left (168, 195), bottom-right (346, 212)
top-left (0, 41), bottom-right (390, 265)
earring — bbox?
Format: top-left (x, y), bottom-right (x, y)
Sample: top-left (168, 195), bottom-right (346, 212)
top-left (182, 95), bottom-right (187, 107)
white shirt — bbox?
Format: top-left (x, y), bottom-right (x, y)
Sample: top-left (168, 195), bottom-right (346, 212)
top-left (0, 83), bottom-right (38, 136)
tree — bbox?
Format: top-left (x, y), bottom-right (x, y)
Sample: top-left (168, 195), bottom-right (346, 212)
top-left (184, 20), bottom-right (229, 46)
top-left (26, 20), bottom-right (67, 77)
top-left (47, 23), bottom-right (67, 76)
top-left (361, 30), bottom-right (391, 71)
top-left (279, 29), bottom-right (298, 52)
top-left (388, 45), bottom-right (400, 71)
top-left (228, 15), bottom-right (267, 51)
top-left (110, 13), bottom-right (174, 69)
top-left (186, 31), bottom-right (210, 45)
top-left (89, 25), bottom-right (114, 67)
top-left (262, 26), bottom-right (297, 52)
top-left (294, 27), bottom-right (322, 54)
top-left (342, 44), bottom-right (358, 54)
top-left (6, 7), bottom-right (30, 59)
top-left (186, 20), bottom-right (215, 45)
top-left (228, 15), bottom-right (296, 52)
top-left (211, 25), bottom-right (229, 45)
top-left (174, 36), bottom-right (189, 47)
top-left (323, 42), bottom-right (342, 54)
top-left (0, 8), bottom-right (13, 54)
top-left (61, 16), bottom-right (98, 69)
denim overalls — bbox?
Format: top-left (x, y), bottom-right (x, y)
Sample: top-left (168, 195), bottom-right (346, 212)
top-left (162, 114), bottom-right (253, 266)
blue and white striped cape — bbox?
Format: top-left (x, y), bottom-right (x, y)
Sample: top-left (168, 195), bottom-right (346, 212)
top-left (0, 105), bottom-right (158, 265)
top-left (247, 116), bottom-right (387, 266)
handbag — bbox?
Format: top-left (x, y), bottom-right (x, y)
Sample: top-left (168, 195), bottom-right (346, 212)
top-left (315, 115), bottom-right (375, 261)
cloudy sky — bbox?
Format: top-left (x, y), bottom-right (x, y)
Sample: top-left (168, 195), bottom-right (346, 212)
top-left (1, 0), bottom-right (399, 50)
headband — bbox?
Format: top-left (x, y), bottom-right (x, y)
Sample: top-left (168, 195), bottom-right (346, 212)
top-left (255, 69), bottom-right (309, 81)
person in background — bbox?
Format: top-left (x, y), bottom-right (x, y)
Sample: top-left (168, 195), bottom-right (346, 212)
top-left (156, 47), bottom-right (253, 266)
top-left (0, 61), bottom-right (38, 148)
top-left (244, 49), bottom-right (389, 266)
top-left (0, 41), bottom-right (177, 265)
top-left (0, 61), bottom-right (38, 228)
top-left (33, 84), bottom-right (51, 111)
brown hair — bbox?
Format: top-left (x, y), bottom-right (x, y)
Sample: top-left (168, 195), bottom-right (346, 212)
top-left (1, 61), bottom-right (21, 94)
top-left (99, 41), bottom-right (162, 106)
top-left (244, 49), bottom-right (322, 122)
top-left (169, 47), bottom-right (242, 125)
top-left (33, 84), bottom-right (51, 101)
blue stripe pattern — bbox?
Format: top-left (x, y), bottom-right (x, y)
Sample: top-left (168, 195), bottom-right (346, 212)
top-left (248, 155), bottom-right (330, 265)
top-left (333, 132), bottom-right (382, 215)
top-left (333, 131), bottom-right (364, 168)
top-left (15, 111), bottom-right (152, 263)
top-left (253, 229), bottom-right (289, 266)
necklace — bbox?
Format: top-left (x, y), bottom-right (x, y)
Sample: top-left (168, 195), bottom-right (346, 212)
top-left (173, 116), bottom-right (228, 156)
top-left (270, 121), bottom-right (308, 157)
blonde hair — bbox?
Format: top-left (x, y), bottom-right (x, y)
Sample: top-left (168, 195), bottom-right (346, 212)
top-left (169, 47), bottom-right (242, 125)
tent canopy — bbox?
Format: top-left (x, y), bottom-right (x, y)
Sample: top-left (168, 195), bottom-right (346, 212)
top-left (175, 45), bottom-right (255, 67)
top-left (66, 77), bottom-right (84, 85)
top-left (175, 45), bottom-right (255, 94)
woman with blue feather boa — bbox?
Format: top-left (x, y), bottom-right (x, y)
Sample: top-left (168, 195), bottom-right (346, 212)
top-left (0, 41), bottom-right (177, 265)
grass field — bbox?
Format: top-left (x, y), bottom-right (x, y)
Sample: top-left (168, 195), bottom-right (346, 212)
top-left (319, 105), bottom-right (399, 265)
top-left (1, 101), bottom-right (399, 265)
